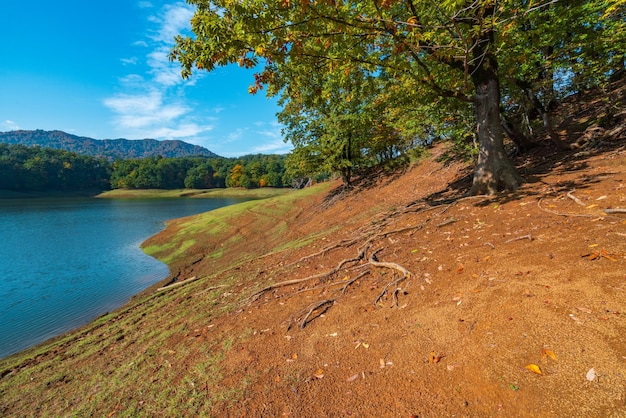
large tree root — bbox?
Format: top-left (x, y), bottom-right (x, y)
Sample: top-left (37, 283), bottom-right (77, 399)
top-left (248, 195), bottom-right (490, 328)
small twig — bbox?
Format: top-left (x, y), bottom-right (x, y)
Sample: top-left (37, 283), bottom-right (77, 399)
top-left (156, 276), bottom-right (201, 292)
top-left (567, 191), bottom-right (586, 206)
top-left (604, 208), bottom-right (626, 214)
top-left (505, 234), bottom-right (533, 244)
top-left (483, 242), bottom-right (495, 249)
top-left (537, 198), bottom-right (599, 218)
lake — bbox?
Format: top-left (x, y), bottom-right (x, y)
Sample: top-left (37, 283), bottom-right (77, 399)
top-left (0, 196), bottom-right (247, 359)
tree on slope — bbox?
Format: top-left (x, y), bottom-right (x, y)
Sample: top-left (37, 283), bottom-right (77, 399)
top-left (171, 0), bottom-right (623, 194)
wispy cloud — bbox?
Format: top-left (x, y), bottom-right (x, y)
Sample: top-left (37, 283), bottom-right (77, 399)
top-left (120, 57), bottom-right (138, 66)
top-left (104, 2), bottom-right (207, 141)
top-left (3, 120), bottom-right (21, 131)
top-left (104, 90), bottom-right (213, 139)
top-left (252, 122), bottom-right (292, 154)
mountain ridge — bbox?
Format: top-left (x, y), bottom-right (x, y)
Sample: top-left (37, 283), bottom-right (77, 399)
top-left (0, 129), bottom-right (220, 160)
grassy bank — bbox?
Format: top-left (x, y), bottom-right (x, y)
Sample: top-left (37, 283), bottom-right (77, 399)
top-left (97, 187), bottom-right (292, 199)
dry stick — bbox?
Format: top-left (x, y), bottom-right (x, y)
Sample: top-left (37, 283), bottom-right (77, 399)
top-left (156, 276), bottom-right (202, 292)
top-left (537, 197), bottom-right (600, 218)
top-left (604, 208), bottom-right (626, 214)
top-left (505, 234), bottom-right (533, 244)
top-left (567, 191), bottom-right (586, 206)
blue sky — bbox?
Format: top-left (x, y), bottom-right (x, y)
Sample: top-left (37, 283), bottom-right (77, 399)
top-left (0, 1), bottom-right (289, 157)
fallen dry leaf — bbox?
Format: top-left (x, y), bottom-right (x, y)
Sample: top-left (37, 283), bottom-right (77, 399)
top-left (429, 351), bottom-right (444, 364)
top-left (346, 373), bottom-right (359, 382)
top-left (541, 348), bottom-right (557, 361)
top-left (525, 364), bottom-right (542, 375)
top-left (313, 369), bottom-right (324, 379)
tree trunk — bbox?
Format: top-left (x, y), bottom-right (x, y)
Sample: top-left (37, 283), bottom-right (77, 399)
top-left (469, 34), bottom-right (523, 195)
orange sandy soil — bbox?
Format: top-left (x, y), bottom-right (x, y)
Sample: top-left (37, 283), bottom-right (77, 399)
top-left (1, 86), bottom-right (626, 417)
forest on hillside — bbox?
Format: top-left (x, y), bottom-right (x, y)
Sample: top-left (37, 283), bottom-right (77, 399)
top-left (0, 143), bottom-right (291, 193)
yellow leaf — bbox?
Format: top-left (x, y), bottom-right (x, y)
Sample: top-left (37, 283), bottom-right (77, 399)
top-left (586, 204), bottom-right (598, 209)
top-left (525, 364), bottom-right (542, 375)
top-left (313, 369), bottom-right (324, 379)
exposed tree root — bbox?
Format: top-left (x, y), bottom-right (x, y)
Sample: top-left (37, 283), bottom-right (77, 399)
top-left (248, 248), bottom-right (368, 303)
top-left (298, 299), bottom-right (334, 329)
top-left (369, 249), bottom-right (412, 307)
top-left (249, 194), bottom-right (490, 328)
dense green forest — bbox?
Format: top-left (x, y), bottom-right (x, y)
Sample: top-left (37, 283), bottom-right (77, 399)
top-left (0, 143), bottom-right (290, 193)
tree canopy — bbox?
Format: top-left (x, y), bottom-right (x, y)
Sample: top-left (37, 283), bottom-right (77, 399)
top-left (172, 0), bottom-right (625, 194)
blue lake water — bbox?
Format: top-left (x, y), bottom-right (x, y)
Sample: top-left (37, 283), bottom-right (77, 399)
top-left (0, 196), bottom-right (246, 359)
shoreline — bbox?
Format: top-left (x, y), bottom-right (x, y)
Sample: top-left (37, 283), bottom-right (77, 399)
top-left (0, 188), bottom-right (290, 361)
top-left (0, 187), bottom-right (292, 200)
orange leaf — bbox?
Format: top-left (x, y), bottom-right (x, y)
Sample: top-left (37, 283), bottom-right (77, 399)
top-left (541, 348), bottom-right (557, 361)
top-left (429, 351), bottom-right (444, 363)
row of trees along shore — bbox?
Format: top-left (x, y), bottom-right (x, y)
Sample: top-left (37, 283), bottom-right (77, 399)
top-left (0, 143), bottom-right (293, 192)
top-left (171, 0), bottom-right (626, 194)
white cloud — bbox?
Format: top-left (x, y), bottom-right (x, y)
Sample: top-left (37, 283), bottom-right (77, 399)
top-left (120, 57), bottom-right (138, 65)
top-left (104, 90), bottom-right (213, 140)
top-left (4, 120), bottom-right (20, 131)
top-left (226, 129), bottom-right (244, 142)
top-left (104, 2), bottom-right (212, 141)
top-left (252, 139), bottom-right (292, 154)
top-left (252, 122), bottom-right (291, 154)
top-left (148, 3), bottom-right (195, 44)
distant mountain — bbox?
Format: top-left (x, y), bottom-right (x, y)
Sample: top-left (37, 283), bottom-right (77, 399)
top-left (0, 130), bottom-right (220, 160)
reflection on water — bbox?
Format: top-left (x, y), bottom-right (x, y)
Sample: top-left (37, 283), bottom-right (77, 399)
top-left (0, 197), bottom-right (244, 358)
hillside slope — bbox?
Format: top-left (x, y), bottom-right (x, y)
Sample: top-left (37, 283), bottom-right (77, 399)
top-left (1, 84), bottom-right (626, 416)
top-left (0, 130), bottom-right (219, 160)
